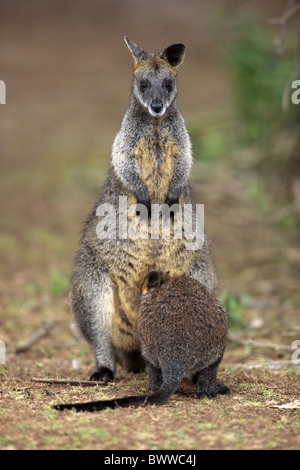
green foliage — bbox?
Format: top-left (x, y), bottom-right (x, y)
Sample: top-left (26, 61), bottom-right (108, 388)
top-left (222, 15), bottom-right (293, 145)
top-left (189, 126), bottom-right (229, 162)
top-left (47, 268), bottom-right (69, 297)
top-left (247, 178), bottom-right (271, 214)
top-left (190, 16), bottom-right (293, 163)
top-left (220, 291), bottom-right (246, 331)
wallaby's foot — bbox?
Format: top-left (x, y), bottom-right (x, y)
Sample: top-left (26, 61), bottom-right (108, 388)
top-left (197, 382), bottom-right (229, 399)
top-left (89, 367), bottom-right (114, 384)
top-left (215, 382), bottom-right (230, 395)
top-left (195, 361), bottom-right (229, 400)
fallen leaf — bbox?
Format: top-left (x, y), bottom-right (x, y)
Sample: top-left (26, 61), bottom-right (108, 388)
top-left (271, 400), bottom-right (300, 409)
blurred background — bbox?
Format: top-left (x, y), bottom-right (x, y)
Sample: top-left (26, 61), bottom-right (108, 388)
top-left (1, 0), bottom-right (299, 349)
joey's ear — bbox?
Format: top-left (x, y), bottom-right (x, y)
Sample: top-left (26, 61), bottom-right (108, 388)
top-left (147, 271), bottom-right (161, 290)
top-left (124, 36), bottom-right (148, 64)
top-left (141, 271), bottom-right (161, 296)
top-left (161, 43), bottom-right (185, 67)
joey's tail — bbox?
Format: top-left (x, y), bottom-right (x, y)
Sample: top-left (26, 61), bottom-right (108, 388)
top-left (52, 380), bottom-right (178, 412)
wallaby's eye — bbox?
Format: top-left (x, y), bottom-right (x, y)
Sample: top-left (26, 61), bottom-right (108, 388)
top-left (165, 80), bottom-right (173, 92)
top-left (140, 80), bottom-right (149, 92)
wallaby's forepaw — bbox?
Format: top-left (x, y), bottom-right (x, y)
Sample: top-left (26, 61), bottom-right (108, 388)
top-left (89, 367), bottom-right (114, 384)
top-left (137, 198), bottom-right (151, 218)
top-left (165, 195), bottom-right (179, 207)
top-left (164, 195), bottom-right (181, 223)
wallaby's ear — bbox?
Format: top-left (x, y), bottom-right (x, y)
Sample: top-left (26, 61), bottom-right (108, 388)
top-left (161, 43), bottom-right (185, 67)
top-left (124, 36), bottom-right (148, 64)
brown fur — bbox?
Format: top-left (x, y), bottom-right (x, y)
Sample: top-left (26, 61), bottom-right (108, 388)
top-left (138, 276), bottom-right (228, 377)
top-left (134, 132), bottom-right (178, 204)
top-left (53, 274), bottom-right (229, 412)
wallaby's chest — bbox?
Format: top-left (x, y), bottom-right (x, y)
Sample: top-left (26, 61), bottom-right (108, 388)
top-left (134, 131), bottom-right (178, 204)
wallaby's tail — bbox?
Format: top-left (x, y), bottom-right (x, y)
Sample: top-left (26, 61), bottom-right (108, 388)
top-left (52, 380), bottom-right (177, 412)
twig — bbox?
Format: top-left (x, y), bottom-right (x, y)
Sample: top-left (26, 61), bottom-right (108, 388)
top-left (8, 320), bottom-right (56, 354)
top-left (270, 203), bottom-right (300, 222)
top-left (268, 0), bottom-right (300, 109)
top-left (31, 377), bottom-right (106, 387)
top-left (243, 360), bottom-right (299, 370)
top-left (228, 334), bottom-right (295, 353)
top-left (268, 1), bottom-right (300, 25)
top-left (226, 360), bottom-right (299, 370)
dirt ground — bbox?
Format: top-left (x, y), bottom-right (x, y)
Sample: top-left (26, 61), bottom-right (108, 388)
top-left (0, 0), bottom-right (299, 451)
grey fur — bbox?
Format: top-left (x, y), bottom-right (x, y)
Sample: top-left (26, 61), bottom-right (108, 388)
top-left (70, 38), bottom-right (217, 382)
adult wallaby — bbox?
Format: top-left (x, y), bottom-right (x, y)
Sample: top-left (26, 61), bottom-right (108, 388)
top-left (53, 273), bottom-right (228, 412)
top-left (70, 37), bottom-right (217, 384)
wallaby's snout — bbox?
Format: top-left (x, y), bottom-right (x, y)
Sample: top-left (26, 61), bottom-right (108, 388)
top-left (134, 67), bottom-right (176, 118)
top-left (150, 99), bottom-right (163, 115)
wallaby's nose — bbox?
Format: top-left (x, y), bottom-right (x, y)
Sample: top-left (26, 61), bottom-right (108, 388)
top-left (151, 101), bottom-right (163, 114)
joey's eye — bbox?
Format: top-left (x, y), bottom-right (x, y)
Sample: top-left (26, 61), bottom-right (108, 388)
top-left (165, 80), bottom-right (173, 91)
top-left (140, 80), bottom-right (148, 91)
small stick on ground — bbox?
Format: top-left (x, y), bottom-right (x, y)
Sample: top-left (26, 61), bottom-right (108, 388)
top-left (243, 360), bottom-right (298, 370)
top-left (8, 320), bottom-right (56, 354)
top-left (228, 334), bottom-right (295, 353)
top-left (225, 360), bottom-right (299, 370)
top-left (31, 377), bottom-right (106, 387)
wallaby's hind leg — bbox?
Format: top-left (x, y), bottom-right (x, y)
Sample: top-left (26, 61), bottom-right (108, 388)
top-left (71, 260), bottom-right (116, 383)
top-left (195, 361), bottom-right (229, 399)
